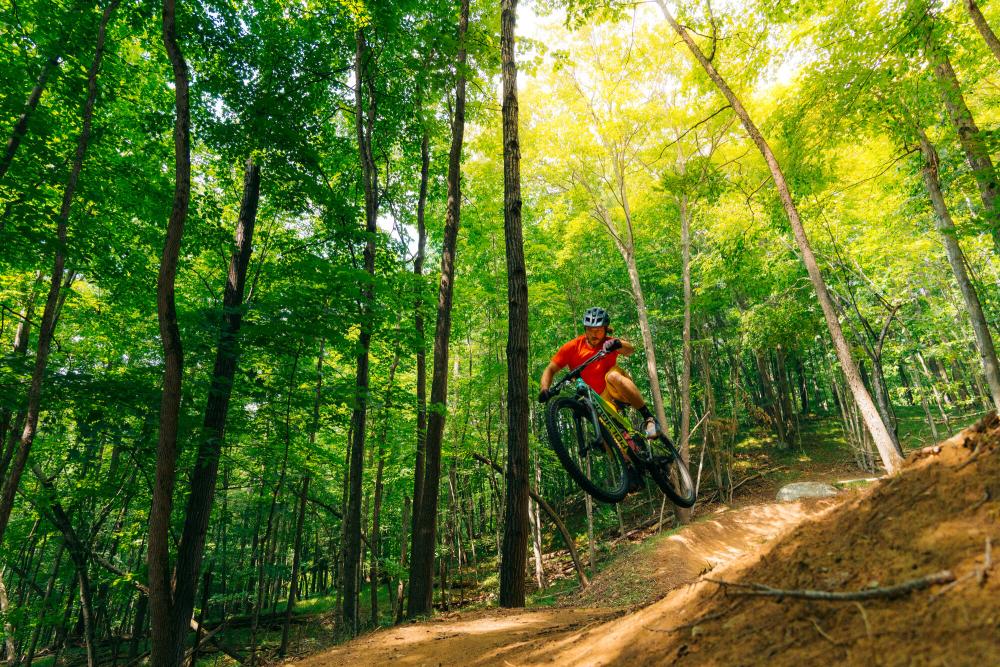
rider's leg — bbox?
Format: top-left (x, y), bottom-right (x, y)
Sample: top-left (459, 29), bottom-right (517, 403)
top-left (604, 369), bottom-right (654, 420)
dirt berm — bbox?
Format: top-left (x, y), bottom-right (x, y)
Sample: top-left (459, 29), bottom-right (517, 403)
top-left (300, 414), bottom-right (1000, 666)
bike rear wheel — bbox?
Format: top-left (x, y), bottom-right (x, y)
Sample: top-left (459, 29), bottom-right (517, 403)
top-left (545, 397), bottom-right (630, 503)
top-left (647, 435), bottom-right (696, 508)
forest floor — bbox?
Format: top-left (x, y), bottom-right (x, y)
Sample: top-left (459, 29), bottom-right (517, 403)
top-left (292, 410), bottom-right (1000, 666)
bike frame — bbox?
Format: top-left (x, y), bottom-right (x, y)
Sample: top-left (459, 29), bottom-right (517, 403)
top-left (574, 378), bottom-right (643, 462)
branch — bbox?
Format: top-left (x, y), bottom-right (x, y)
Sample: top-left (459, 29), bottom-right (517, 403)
top-left (707, 570), bottom-right (955, 601)
top-left (471, 452), bottom-right (589, 587)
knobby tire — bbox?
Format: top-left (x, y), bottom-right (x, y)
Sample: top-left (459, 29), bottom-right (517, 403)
top-left (545, 397), bottom-right (630, 504)
top-left (647, 434), bottom-right (696, 508)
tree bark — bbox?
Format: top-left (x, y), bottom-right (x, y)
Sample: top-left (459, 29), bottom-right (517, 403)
top-left (279, 475), bottom-right (308, 656)
top-left (411, 126), bottom-right (430, 543)
top-left (499, 0), bottom-right (530, 609)
top-left (754, 348), bottom-right (786, 445)
top-left (529, 449), bottom-right (545, 590)
top-left (0, 570), bottom-right (15, 660)
top-left (148, 0), bottom-right (191, 661)
top-left (394, 495), bottom-right (410, 624)
top-left (0, 0), bottom-right (120, 546)
top-left (775, 346), bottom-right (797, 442)
top-left (407, 0), bottom-right (469, 617)
top-left (621, 255), bottom-right (670, 435)
top-left (657, 2), bottom-right (903, 473)
top-left (917, 130), bottom-right (1000, 412)
top-left (925, 34), bottom-right (1000, 252)
top-left (168, 158), bottom-right (259, 663)
top-left (679, 191), bottom-right (693, 471)
top-left (964, 0), bottom-right (1000, 64)
top-left (343, 27), bottom-right (380, 635)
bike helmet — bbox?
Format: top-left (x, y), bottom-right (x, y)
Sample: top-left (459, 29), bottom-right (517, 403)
top-left (582, 307), bottom-right (610, 327)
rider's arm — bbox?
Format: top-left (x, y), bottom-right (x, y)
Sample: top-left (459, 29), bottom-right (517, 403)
top-left (617, 338), bottom-right (636, 356)
top-left (540, 360), bottom-right (562, 391)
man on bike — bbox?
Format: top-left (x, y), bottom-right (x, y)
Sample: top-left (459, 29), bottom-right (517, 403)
top-left (537, 307), bottom-right (661, 439)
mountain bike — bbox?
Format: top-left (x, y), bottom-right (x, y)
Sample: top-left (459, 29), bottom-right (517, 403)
top-left (542, 349), bottom-right (696, 507)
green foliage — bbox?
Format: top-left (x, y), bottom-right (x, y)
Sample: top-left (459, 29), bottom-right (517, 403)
top-left (2, 0), bottom-right (999, 655)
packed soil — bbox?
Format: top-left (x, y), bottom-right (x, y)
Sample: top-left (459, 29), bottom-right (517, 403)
top-left (296, 414), bottom-right (1000, 666)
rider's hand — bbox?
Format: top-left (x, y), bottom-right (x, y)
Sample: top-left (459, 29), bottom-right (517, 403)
top-left (602, 338), bottom-right (622, 353)
top-left (538, 388), bottom-right (552, 403)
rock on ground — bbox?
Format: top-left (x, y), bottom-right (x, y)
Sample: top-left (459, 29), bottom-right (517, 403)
top-left (776, 481), bottom-right (839, 501)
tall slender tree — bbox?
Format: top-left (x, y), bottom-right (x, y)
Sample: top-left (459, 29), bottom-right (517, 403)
top-left (0, 0), bottom-right (121, 546)
top-left (147, 0), bottom-right (192, 661)
top-left (923, 27), bottom-right (999, 252)
top-left (655, 1), bottom-right (904, 473)
top-left (408, 0), bottom-right (470, 617)
top-left (499, 0), bottom-right (530, 608)
top-left (171, 158), bottom-right (260, 659)
top-left (963, 0), bottom-right (1000, 67)
top-left (343, 26), bottom-right (379, 635)
top-left (915, 128), bottom-right (1000, 412)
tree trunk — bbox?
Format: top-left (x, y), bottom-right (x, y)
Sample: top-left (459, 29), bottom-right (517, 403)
top-left (917, 130), bottom-right (1000, 412)
top-left (473, 454), bottom-right (588, 588)
top-left (622, 253), bottom-right (670, 431)
top-left (964, 0), bottom-right (1000, 64)
top-left (408, 0), bottom-right (469, 617)
top-left (499, 0), bottom-right (530, 609)
top-left (795, 355), bottom-right (810, 415)
top-left (679, 192), bottom-right (693, 466)
top-left (370, 449), bottom-right (385, 625)
top-left (530, 449), bottom-right (545, 589)
top-left (585, 471), bottom-right (595, 571)
top-left (915, 352), bottom-right (952, 434)
top-left (0, 49), bottom-right (61, 180)
top-left (189, 568), bottom-right (211, 667)
top-left (169, 158), bottom-right (260, 662)
top-left (754, 349), bottom-right (786, 445)
top-left (279, 475), bottom-right (308, 657)
top-left (148, 0), bottom-right (191, 662)
top-left (0, 271), bottom-right (42, 477)
top-left (926, 34), bottom-right (1000, 252)
top-left (25, 544), bottom-right (65, 666)
top-left (280, 338), bottom-right (324, 654)
top-left (0, 0), bottom-right (120, 546)
top-left (868, 353), bottom-right (899, 447)
top-left (411, 126), bottom-right (430, 544)
top-left (342, 25), bottom-right (381, 636)
top-left (394, 495), bottom-right (410, 624)
top-left (657, 2), bottom-right (903, 473)
top-left (897, 361), bottom-right (915, 407)
top-left (775, 347), bottom-right (796, 442)
top-left (912, 367), bottom-right (940, 440)
top-left (31, 469), bottom-right (98, 667)
top-left (0, 570), bottom-right (15, 660)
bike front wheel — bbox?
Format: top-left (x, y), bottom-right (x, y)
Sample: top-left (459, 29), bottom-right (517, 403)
top-left (545, 397), bottom-right (630, 504)
top-left (647, 435), bottom-right (696, 508)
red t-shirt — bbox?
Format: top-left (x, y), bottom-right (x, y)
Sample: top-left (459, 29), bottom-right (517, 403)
top-left (551, 335), bottom-right (620, 394)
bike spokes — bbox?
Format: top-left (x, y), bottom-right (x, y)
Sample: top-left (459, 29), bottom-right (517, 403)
top-left (546, 397), bottom-right (630, 504)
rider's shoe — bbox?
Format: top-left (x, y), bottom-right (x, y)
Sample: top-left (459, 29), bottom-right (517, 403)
top-left (644, 417), bottom-right (661, 440)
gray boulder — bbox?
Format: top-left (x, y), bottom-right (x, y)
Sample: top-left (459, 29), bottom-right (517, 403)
top-left (776, 482), bottom-right (839, 502)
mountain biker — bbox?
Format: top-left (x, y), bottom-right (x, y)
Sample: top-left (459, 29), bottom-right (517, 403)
top-left (537, 307), bottom-right (661, 439)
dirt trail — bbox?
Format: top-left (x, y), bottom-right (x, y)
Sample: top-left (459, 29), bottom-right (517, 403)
top-left (296, 498), bottom-right (839, 666)
top-left (299, 414), bottom-right (1000, 666)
